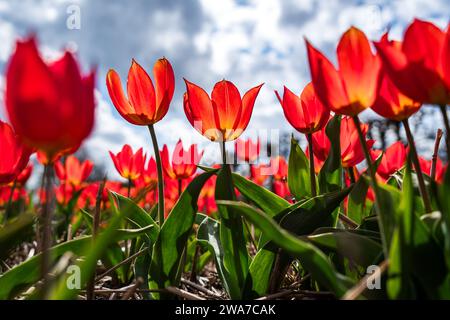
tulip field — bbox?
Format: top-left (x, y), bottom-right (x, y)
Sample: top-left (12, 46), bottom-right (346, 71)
top-left (2, 18), bottom-right (450, 302)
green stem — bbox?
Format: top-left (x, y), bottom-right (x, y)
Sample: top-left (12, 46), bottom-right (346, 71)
top-left (40, 163), bottom-right (55, 298)
top-left (221, 140), bottom-right (227, 165)
top-left (306, 133), bottom-right (317, 197)
top-left (402, 119), bottom-right (432, 213)
top-left (127, 178), bottom-right (132, 198)
top-left (148, 125), bottom-right (165, 226)
top-left (178, 178), bottom-right (182, 198)
top-left (347, 167), bottom-right (356, 184)
top-left (352, 115), bottom-right (387, 255)
top-left (431, 129), bottom-right (443, 181)
top-left (439, 104), bottom-right (450, 160)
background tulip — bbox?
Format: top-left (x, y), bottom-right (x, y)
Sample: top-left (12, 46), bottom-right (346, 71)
top-left (235, 138), bottom-right (260, 163)
top-left (306, 27), bottom-right (380, 116)
top-left (106, 58), bottom-right (175, 126)
top-left (161, 140), bottom-right (203, 181)
top-left (109, 144), bottom-right (145, 181)
top-left (184, 79), bottom-right (263, 142)
top-left (371, 141), bottom-right (407, 181)
top-left (55, 155), bottom-right (93, 188)
top-left (0, 121), bottom-right (33, 185)
top-left (276, 82), bottom-right (330, 134)
top-left (5, 37), bottom-right (95, 157)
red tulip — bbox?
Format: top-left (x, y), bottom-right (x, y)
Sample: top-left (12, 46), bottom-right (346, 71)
top-left (306, 27), bottom-right (381, 116)
top-left (161, 140), bottom-right (203, 180)
top-left (276, 82), bottom-right (330, 134)
top-left (109, 144), bottom-right (145, 181)
top-left (311, 117), bottom-right (374, 168)
top-left (371, 70), bottom-right (421, 121)
top-left (106, 58), bottom-right (175, 126)
top-left (250, 164), bottom-right (269, 186)
top-left (419, 156), bottom-right (448, 183)
top-left (371, 141), bottom-right (407, 181)
top-left (272, 180), bottom-right (292, 202)
top-left (235, 138), bottom-right (260, 162)
top-left (5, 37), bottom-right (95, 156)
top-left (198, 175), bottom-right (217, 215)
top-left (270, 156), bottom-right (288, 181)
top-left (55, 155), bottom-right (93, 187)
top-left (137, 157), bottom-right (157, 185)
top-left (183, 79), bottom-right (263, 141)
top-left (374, 19), bottom-right (450, 105)
top-left (15, 164), bottom-right (33, 186)
top-left (0, 121), bottom-right (33, 185)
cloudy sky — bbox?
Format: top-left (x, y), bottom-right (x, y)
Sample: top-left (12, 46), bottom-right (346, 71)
top-left (0, 0), bottom-right (449, 179)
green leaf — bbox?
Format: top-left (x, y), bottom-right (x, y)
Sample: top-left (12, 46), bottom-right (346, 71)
top-left (318, 115), bottom-right (342, 193)
top-left (215, 165), bottom-right (249, 299)
top-left (347, 175), bottom-right (371, 224)
top-left (149, 170), bottom-right (217, 299)
top-left (232, 173), bottom-right (290, 217)
top-left (50, 191), bottom-right (146, 299)
top-left (288, 136), bottom-right (311, 199)
top-left (197, 215), bottom-right (239, 298)
top-left (217, 200), bottom-right (351, 297)
top-left (306, 229), bottom-right (383, 267)
top-left (0, 213), bottom-right (34, 261)
top-left (0, 236), bottom-right (91, 299)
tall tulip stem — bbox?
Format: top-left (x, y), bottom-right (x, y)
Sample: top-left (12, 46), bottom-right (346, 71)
top-left (431, 129), bottom-right (443, 181)
top-left (439, 104), bottom-right (450, 159)
top-left (40, 163), bottom-right (55, 297)
top-left (306, 133), bottom-right (317, 197)
top-left (221, 140), bottom-right (227, 165)
top-left (402, 119), bottom-right (432, 213)
top-left (148, 125), bottom-right (165, 226)
top-left (351, 116), bottom-right (386, 255)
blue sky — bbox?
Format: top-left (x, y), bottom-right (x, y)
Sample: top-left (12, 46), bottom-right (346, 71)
top-left (0, 0), bottom-right (449, 179)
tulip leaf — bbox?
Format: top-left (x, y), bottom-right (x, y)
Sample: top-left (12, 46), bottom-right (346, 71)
top-left (347, 175), bottom-right (371, 224)
top-left (319, 115), bottom-right (342, 193)
top-left (0, 213), bottom-right (34, 261)
top-left (148, 170), bottom-right (218, 299)
top-left (288, 136), bottom-right (311, 200)
top-left (232, 172), bottom-right (290, 216)
top-left (214, 165), bottom-right (249, 299)
top-left (0, 236), bottom-right (91, 300)
top-left (306, 229), bottom-right (383, 267)
top-left (217, 200), bottom-right (351, 297)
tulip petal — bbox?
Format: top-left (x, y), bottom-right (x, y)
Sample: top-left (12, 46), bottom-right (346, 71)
top-left (337, 27), bottom-right (380, 110)
top-left (153, 58), bottom-right (175, 122)
top-left (306, 40), bottom-right (349, 114)
top-left (211, 80), bottom-right (243, 131)
top-left (127, 60), bottom-right (156, 118)
top-left (232, 83), bottom-right (263, 140)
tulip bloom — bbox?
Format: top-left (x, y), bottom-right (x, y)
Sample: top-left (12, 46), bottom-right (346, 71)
top-left (183, 79), bottom-right (263, 141)
top-left (250, 164), bottom-right (269, 186)
top-left (372, 71), bottom-right (422, 121)
top-left (306, 27), bottom-right (381, 116)
top-left (161, 140), bottom-right (203, 180)
top-left (374, 20), bottom-right (450, 105)
top-left (55, 155), bottom-right (93, 187)
top-left (371, 141), bottom-right (407, 181)
top-left (5, 37), bottom-right (95, 156)
top-left (235, 138), bottom-right (260, 163)
top-left (273, 180), bottom-right (292, 202)
top-left (275, 82), bottom-right (330, 134)
top-left (419, 156), bottom-right (448, 183)
top-left (311, 117), bottom-right (374, 168)
top-left (106, 58), bottom-right (175, 126)
top-left (270, 156), bottom-right (288, 181)
top-left (0, 121), bottom-right (33, 185)
top-left (15, 164), bottom-right (33, 186)
top-left (109, 144), bottom-right (145, 181)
